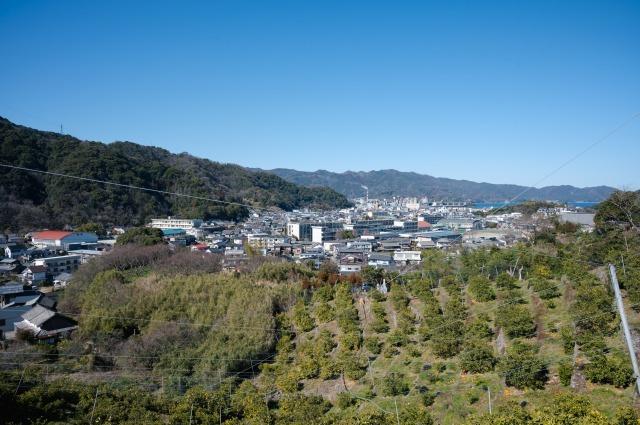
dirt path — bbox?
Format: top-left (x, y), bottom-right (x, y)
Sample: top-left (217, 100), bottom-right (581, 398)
top-left (496, 327), bottom-right (506, 355)
top-left (355, 295), bottom-right (373, 330)
top-left (531, 293), bottom-right (546, 341)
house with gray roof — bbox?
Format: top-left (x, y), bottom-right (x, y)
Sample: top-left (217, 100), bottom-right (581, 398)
top-left (14, 305), bottom-right (77, 341)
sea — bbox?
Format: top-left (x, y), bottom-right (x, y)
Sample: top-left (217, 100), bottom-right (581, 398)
top-left (472, 201), bottom-right (599, 210)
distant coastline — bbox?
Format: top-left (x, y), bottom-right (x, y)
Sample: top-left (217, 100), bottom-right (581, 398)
top-left (473, 201), bottom-right (599, 209)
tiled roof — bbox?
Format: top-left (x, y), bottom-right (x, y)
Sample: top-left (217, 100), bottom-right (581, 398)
top-left (21, 305), bottom-right (56, 326)
top-left (26, 265), bottom-right (47, 273)
top-left (32, 231), bottom-right (72, 240)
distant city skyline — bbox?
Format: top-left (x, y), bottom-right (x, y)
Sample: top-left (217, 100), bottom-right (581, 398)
top-left (1, 1), bottom-right (639, 189)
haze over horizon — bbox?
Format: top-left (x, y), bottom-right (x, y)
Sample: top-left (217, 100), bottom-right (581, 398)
top-left (1, 1), bottom-right (639, 189)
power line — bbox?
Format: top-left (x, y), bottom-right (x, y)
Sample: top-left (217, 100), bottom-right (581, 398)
top-left (0, 163), bottom-right (260, 210)
top-left (484, 111), bottom-right (640, 215)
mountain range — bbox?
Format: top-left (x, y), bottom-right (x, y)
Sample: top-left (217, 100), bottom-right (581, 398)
top-left (0, 117), bottom-right (350, 231)
top-left (266, 168), bottom-right (616, 202)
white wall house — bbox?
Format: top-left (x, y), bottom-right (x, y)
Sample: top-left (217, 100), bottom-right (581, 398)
top-left (393, 250), bottom-right (422, 263)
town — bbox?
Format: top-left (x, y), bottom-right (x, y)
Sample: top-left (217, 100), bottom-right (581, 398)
top-left (0, 196), bottom-right (595, 343)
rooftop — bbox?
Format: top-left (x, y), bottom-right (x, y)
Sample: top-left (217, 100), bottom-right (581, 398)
top-left (32, 231), bottom-right (73, 240)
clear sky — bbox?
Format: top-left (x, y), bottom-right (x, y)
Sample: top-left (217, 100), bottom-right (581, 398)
top-left (1, 0), bottom-right (638, 189)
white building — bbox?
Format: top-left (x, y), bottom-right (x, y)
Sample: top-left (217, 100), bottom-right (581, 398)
top-left (311, 223), bottom-right (343, 243)
top-left (393, 250), bottom-right (422, 263)
top-left (149, 217), bottom-right (203, 230)
top-left (559, 212), bottom-right (595, 228)
top-left (286, 222), bottom-right (313, 241)
top-left (34, 255), bottom-right (81, 274)
top-left (346, 241), bottom-right (373, 253)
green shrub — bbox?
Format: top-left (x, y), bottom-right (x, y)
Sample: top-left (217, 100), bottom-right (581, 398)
top-left (496, 272), bottom-right (518, 289)
top-left (558, 359), bottom-right (573, 386)
top-left (465, 316), bottom-right (493, 340)
top-left (430, 319), bottom-right (464, 358)
top-left (468, 275), bottom-right (496, 302)
top-left (315, 330), bottom-right (336, 355)
top-left (116, 227), bottom-right (164, 246)
top-left (459, 340), bottom-right (496, 374)
top-left (318, 358), bottom-right (340, 380)
top-left (387, 329), bottom-right (410, 347)
top-left (364, 336), bottom-right (382, 355)
top-left (407, 346), bottom-right (422, 358)
top-left (495, 304), bottom-right (535, 338)
top-left (614, 406), bottom-right (639, 425)
top-left (528, 277), bottom-right (560, 299)
top-left (420, 390), bottom-right (437, 407)
top-left (370, 318), bottom-right (390, 334)
top-left (559, 326), bottom-right (575, 354)
top-left (379, 373), bottom-right (409, 396)
top-left (312, 284), bottom-right (334, 303)
top-left (584, 353), bottom-right (633, 388)
top-left (292, 300), bottom-right (315, 332)
top-left (314, 301), bottom-right (335, 323)
top-left (371, 302), bottom-right (387, 319)
top-left (256, 261), bottom-right (314, 283)
top-left (335, 392), bottom-right (355, 409)
top-left (498, 342), bottom-right (547, 389)
top-left (339, 332), bottom-right (362, 351)
top-left (382, 344), bottom-right (399, 358)
top-left (337, 351), bottom-right (367, 380)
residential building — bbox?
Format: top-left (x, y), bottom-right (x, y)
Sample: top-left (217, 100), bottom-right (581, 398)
top-left (393, 251), bottom-right (422, 264)
top-left (422, 214), bottom-right (444, 225)
top-left (34, 255), bottom-right (81, 274)
top-left (311, 223), bottom-right (343, 243)
top-left (67, 249), bottom-right (105, 264)
top-left (286, 222), bottom-right (313, 241)
top-left (346, 241), bottom-right (373, 253)
top-left (14, 305), bottom-right (78, 341)
top-left (393, 220), bottom-right (418, 232)
top-left (559, 212), bottom-right (595, 227)
top-left (4, 244), bottom-right (29, 259)
top-left (368, 253), bottom-right (393, 268)
top-left (21, 266), bottom-right (48, 285)
top-left (345, 218), bottom-right (394, 236)
top-left (338, 254), bottom-right (365, 275)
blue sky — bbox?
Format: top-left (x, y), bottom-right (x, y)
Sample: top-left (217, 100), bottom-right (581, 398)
top-left (1, 0), bottom-right (638, 189)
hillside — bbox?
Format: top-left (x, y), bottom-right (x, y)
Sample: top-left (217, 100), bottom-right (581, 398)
top-left (2, 192), bottom-right (639, 424)
top-left (267, 168), bottom-right (616, 202)
top-left (0, 118), bottom-right (351, 231)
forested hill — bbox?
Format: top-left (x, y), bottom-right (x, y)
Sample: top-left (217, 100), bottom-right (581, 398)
top-left (267, 168), bottom-right (616, 201)
top-left (0, 117), bottom-right (351, 230)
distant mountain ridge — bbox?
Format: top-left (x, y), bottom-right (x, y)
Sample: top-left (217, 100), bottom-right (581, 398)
top-left (0, 117), bottom-right (351, 231)
top-left (266, 168), bottom-right (616, 202)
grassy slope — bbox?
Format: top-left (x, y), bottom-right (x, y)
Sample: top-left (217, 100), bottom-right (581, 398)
top-left (279, 275), bottom-right (635, 424)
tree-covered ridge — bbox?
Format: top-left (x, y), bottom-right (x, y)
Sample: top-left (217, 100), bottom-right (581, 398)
top-left (0, 117), bottom-right (351, 230)
top-left (267, 168), bottom-right (616, 201)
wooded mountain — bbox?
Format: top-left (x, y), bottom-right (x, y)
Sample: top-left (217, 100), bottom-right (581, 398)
top-left (267, 168), bottom-right (616, 202)
top-left (0, 117), bottom-right (350, 231)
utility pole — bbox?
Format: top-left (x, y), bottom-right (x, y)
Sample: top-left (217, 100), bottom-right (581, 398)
top-left (89, 388), bottom-right (99, 423)
top-left (367, 358), bottom-right (374, 387)
top-left (394, 398), bottom-right (400, 425)
top-left (609, 264), bottom-right (640, 394)
top-left (487, 387), bottom-right (492, 415)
